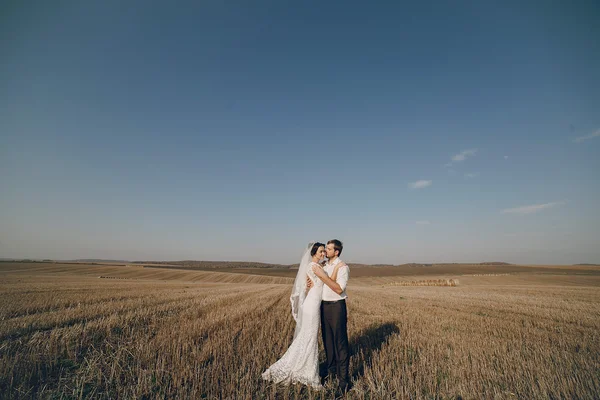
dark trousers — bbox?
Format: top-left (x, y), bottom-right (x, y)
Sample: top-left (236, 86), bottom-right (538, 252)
top-left (320, 299), bottom-right (349, 389)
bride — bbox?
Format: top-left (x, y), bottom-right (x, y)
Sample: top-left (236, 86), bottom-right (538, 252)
top-left (261, 242), bottom-right (346, 390)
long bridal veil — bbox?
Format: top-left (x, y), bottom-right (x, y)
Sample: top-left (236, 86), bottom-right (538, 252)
top-left (290, 241), bottom-right (315, 339)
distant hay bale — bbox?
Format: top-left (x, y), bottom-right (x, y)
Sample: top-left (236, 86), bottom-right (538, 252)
top-left (99, 275), bottom-right (130, 280)
top-left (383, 279), bottom-right (459, 287)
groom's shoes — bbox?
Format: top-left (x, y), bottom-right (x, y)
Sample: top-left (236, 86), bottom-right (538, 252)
top-left (321, 374), bottom-right (337, 386)
top-left (335, 384), bottom-right (349, 398)
top-left (320, 367), bottom-right (337, 385)
top-left (336, 379), bottom-right (351, 396)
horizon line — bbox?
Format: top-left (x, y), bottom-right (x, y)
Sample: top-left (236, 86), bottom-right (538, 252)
top-left (1, 257), bottom-right (597, 267)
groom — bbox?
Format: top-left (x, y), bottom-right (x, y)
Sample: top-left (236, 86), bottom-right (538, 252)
top-left (308, 239), bottom-right (350, 393)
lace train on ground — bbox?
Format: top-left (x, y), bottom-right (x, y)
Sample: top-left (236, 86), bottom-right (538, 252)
top-left (262, 264), bottom-right (323, 390)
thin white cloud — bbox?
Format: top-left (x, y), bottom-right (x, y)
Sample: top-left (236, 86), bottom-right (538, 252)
top-left (504, 230), bottom-right (572, 238)
top-left (503, 232), bottom-right (521, 237)
top-left (451, 148), bottom-right (478, 162)
top-left (416, 220), bottom-right (430, 225)
top-left (503, 232), bottom-right (534, 238)
top-left (574, 129), bottom-right (600, 143)
top-left (409, 180), bottom-right (432, 189)
top-left (504, 155), bottom-right (509, 160)
top-left (501, 201), bottom-right (565, 215)
top-left (464, 172), bottom-right (479, 178)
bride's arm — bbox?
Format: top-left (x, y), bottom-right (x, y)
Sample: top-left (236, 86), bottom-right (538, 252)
top-left (312, 264), bottom-right (346, 295)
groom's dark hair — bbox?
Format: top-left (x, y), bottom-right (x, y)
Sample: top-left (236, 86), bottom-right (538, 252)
top-left (310, 242), bottom-right (325, 256)
top-left (327, 239), bottom-right (343, 256)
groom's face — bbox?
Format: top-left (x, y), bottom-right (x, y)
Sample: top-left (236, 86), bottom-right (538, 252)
top-left (326, 243), bottom-right (337, 259)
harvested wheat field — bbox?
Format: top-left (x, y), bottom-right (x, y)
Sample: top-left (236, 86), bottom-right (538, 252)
top-left (1, 262), bottom-right (599, 399)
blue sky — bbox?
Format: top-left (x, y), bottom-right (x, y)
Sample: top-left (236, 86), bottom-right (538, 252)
top-left (1, 1), bottom-right (599, 264)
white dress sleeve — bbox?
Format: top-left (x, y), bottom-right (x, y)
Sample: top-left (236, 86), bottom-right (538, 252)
top-left (307, 262), bottom-right (318, 283)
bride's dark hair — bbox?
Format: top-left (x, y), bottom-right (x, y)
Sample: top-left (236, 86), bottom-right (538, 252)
top-left (310, 242), bottom-right (325, 256)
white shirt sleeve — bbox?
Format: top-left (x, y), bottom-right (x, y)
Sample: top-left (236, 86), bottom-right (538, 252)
top-left (336, 265), bottom-right (349, 292)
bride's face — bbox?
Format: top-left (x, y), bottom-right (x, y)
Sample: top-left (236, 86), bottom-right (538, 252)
top-left (314, 246), bottom-right (325, 260)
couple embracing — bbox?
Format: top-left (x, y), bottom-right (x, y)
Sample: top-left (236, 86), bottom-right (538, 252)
top-left (262, 239), bottom-right (351, 393)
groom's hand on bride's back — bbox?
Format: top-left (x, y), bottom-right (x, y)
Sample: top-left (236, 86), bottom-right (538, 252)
top-left (306, 276), bottom-right (313, 289)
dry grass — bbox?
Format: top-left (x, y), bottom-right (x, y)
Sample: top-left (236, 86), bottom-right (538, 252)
top-left (1, 262), bottom-right (599, 399)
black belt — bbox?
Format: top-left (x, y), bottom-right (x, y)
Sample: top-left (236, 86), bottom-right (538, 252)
top-left (322, 299), bottom-right (346, 304)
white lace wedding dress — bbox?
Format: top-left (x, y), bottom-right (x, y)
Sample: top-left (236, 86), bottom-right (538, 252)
top-left (262, 262), bottom-right (323, 389)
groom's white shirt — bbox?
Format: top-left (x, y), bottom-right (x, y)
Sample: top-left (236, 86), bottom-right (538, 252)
top-left (322, 257), bottom-right (349, 301)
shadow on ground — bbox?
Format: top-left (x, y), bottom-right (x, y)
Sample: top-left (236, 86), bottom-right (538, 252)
top-left (349, 322), bottom-right (400, 380)
top-left (319, 321), bottom-right (400, 383)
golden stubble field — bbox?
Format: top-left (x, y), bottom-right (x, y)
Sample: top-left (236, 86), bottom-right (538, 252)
top-left (1, 262), bottom-right (599, 399)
